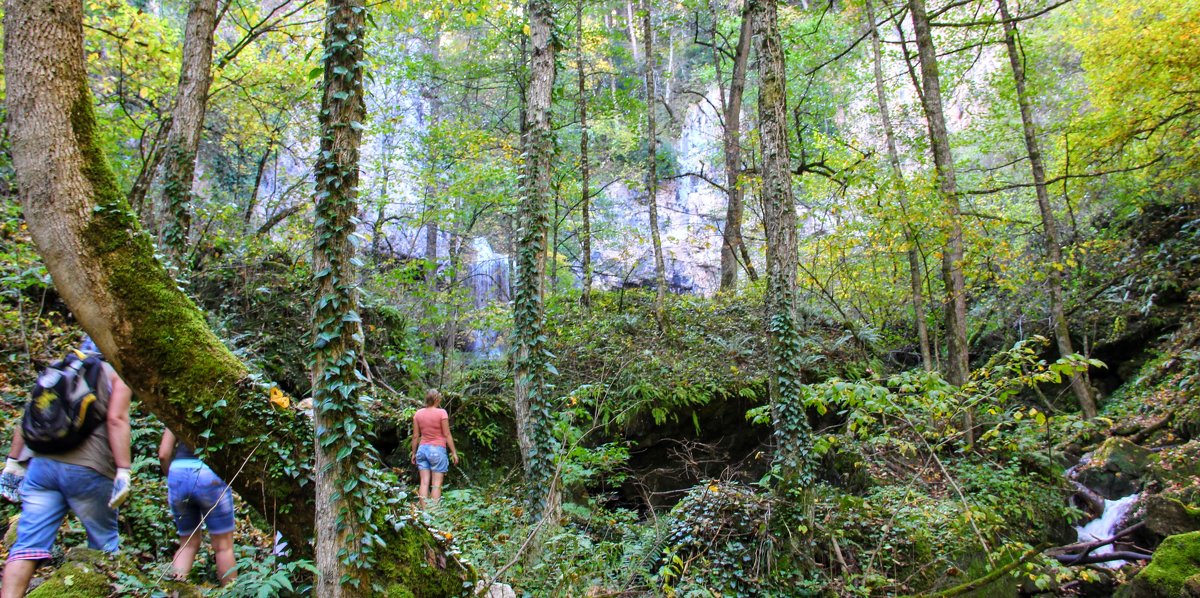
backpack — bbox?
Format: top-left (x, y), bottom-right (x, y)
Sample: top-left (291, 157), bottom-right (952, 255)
top-left (22, 350), bottom-right (108, 454)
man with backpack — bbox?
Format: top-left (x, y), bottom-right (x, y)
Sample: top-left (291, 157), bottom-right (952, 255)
top-left (0, 336), bottom-right (132, 597)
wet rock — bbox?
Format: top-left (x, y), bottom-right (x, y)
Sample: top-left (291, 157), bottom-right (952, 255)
top-left (1144, 495), bottom-right (1200, 537)
top-left (1117, 531), bottom-right (1200, 598)
top-left (1075, 438), bottom-right (1155, 499)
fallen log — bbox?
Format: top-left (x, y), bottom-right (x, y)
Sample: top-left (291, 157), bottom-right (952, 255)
top-left (1054, 551), bottom-right (1152, 566)
top-left (1048, 521), bottom-right (1145, 558)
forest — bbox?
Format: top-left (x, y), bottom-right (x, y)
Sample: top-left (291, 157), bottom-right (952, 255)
top-left (0, 0), bottom-right (1197, 594)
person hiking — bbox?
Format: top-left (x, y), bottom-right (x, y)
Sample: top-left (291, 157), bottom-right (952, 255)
top-left (158, 429), bottom-right (237, 585)
top-left (410, 389), bottom-right (458, 508)
top-left (0, 335), bottom-right (132, 598)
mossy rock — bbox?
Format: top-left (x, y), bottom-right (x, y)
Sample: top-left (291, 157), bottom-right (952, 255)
top-left (1145, 495), bottom-right (1200, 538)
top-left (1077, 437), bottom-right (1155, 499)
top-left (1118, 531), bottom-right (1200, 598)
top-left (25, 547), bottom-right (202, 598)
top-left (26, 549), bottom-right (111, 598)
top-left (1149, 441), bottom-right (1200, 505)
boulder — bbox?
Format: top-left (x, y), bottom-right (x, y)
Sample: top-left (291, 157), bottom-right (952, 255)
top-left (1075, 437), bottom-right (1155, 499)
top-left (1145, 495), bottom-right (1200, 537)
top-left (1118, 531), bottom-right (1200, 598)
top-left (26, 547), bottom-right (201, 598)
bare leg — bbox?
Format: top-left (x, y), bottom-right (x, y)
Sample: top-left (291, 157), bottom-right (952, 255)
top-left (210, 531), bottom-right (236, 585)
top-left (171, 532), bottom-right (204, 580)
top-left (430, 471), bottom-right (445, 505)
top-left (1, 560), bottom-right (37, 598)
top-left (417, 469), bottom-right (431, 509)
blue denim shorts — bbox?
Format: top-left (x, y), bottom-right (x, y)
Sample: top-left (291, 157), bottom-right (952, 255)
top-left (8, 458), bottom-right (119, 562)
top-left (167, 461), bottom-right (235, 536)
top-left (415, 445), bottom-right (449, 473)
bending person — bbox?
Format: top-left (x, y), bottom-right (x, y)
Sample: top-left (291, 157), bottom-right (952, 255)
top-left (410, 389), bottom-right (459, 508)
top-left (158, 429), bottom-right (236, 585)
top-left (1, 335), bottom-right (132, 598)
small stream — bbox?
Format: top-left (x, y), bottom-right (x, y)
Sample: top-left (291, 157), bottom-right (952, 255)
top-left (1075, 493), bottom-right (1140, 568)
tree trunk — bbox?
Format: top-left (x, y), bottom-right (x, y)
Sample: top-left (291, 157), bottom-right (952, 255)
top-left (643, 0), bottom-right (667, 330)
top-left (997, 0), bottom-right (1096, 418)
top-left (578, 0), bottom-right (593, 310)
top-left (513, 0), bottom-right (559, 518)
top-left (422, 26), bottom-right (442, 292)
top-left (158, 0), bottom-right (218, 260)
top-left (752, 0), bottom-right (813, 486)
top-left (908, 0), bottom-right (972, 441)
top-left (311, 0), bottom-right (375, 593)
top-left (2, 1), bottom-right (470, 592)
top-left (865, 0), bottom-right (933, 372)
top-left (625, 0), bottom-right (640, 63)
top-left (717, 0), bottom-right (753, 293)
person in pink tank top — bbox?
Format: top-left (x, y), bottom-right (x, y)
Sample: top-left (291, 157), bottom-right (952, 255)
top-left (410, 389), bottom-right (458, 507)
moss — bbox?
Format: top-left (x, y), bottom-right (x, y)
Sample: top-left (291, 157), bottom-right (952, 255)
top-left (1118, 531), bottom-right (1200, 598)
top-left (26, 559), bottom-right (111, 598)
top-left (373, 515), bottom-right (474, 597)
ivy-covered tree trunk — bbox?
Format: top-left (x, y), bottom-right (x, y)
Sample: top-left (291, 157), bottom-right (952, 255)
top-left (311, 0), bottom-right (375, 594)
top-left (997, 0), bottom-right (1097, 418)
top-left (642, 0), bottom-right (668, 330)
top-left (578, 0), bottom-right (593, 310)
top-left (865, 0), bottom-right (933, 372)
top-left (752, 0), bottom-right (813, 487)
top-left (717, 0), bottom-right (753, 293)
top-left (908, 0), bottom-right (972, 440)
top-left (158, 0), bottom-right (218, 261)
top-left (513, 0), bottom-right (559, 517)
top-left (3, 1), bottom-right (470, 593)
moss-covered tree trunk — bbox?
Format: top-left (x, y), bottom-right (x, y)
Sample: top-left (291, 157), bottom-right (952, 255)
top-left (997, 0), bottom-right (1096, 418)
top-left (3, 1), bottom-right (470, 593)
top-left (157, 0), bottom-right (218, 260)
top-left (908, 0), bottom-right (973, 441)
top-left (865, 0), bottom-right (933, 372)
top-left (514, 0), bottom-right (560, 517)
top-left (752, 0), bottom-right (813, 487)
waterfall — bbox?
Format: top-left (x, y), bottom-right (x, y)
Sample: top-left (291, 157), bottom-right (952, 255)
top-left (463, 237), bottom-right (510, 359)
top-left (1075, 493), bottom-right (1140, 568)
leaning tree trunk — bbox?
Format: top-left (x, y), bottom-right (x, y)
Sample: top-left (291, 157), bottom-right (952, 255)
top-left (310, 0), bottom-right (377, 594)
top-left (908, 0), bottom-right (972, 441)
top-left (997, 0), bottom-right (1096, 418)
top-left (642, 0), bottom-right (668, 330)
top-left (865, 0), bottom-right (933, 372)
top-left (752, 0), bottom-right (813, 487)
top-left (717, 0), bottom-right (753, 292)
top-left (513, 0), bottom-right (559, 518)
top-left (157, 0), bottom-right (218, 261)
top-left (2, 1), bottom-right (470, 593)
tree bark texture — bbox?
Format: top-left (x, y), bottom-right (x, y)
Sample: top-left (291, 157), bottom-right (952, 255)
top-left (752, 0), bottom-right (813, 486)
top-left (422, 26), bottom-right (443, 293)
top-left (311, 0), bottom-right (372, 593)
top-left (578, 0), bottom-right (593, 310)
top-left (717, 0), bottom-right (753, 292)
top-left (909, 0), bottom-right (972, 443)
top-left (158, 0), bottom-right (218, 260)
top-left (2, 1), bottom-right (470, 592)
top-left (643, 0), bottom-right (668, 330)
top-left (997, 0), bottom-right (1096, 418)
top-left (865, 0), bottom-right (933, 372)
top-left (513, 0), bottom-right (559, 517)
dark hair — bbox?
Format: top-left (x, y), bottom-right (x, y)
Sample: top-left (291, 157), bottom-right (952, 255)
top-left (424, 389), bottom-right (442, 407)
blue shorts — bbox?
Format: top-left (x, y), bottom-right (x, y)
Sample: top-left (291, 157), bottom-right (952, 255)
top-left (8, 458), bottom-right (119, 562)
top-left (167, 461), bottom-right (235, 536)
top-left (416, 445), bottom-right (449, 473)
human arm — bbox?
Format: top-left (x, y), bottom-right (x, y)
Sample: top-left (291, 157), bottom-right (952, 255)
top-left (440, 416), bottom-right (458, 465)
top-left (158, 429), bottom-right (176, 476)
top-left (410, 415), bottom-right (420, 465)
top-left (106, 368), bottom-right (132, 507)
